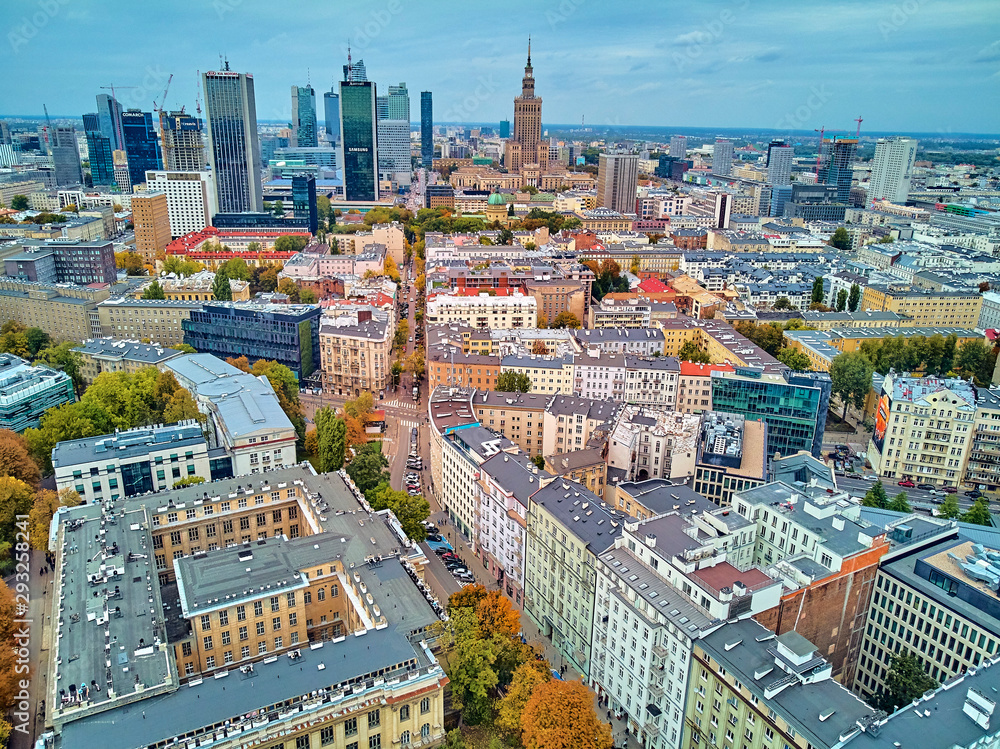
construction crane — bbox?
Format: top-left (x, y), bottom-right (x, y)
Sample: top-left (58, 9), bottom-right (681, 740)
top-left (195, 71), bottom-right (202, 115)
top-left (153, 73), bottom-right (173, 114)
top-left (42, 103), bottom-right (52, 147)
top-left (100, 84), bottom-right (137, 149)
top-left (813, 127), bottom-right (846, 177)
top-left (854, 116), bottom-right (863, 139)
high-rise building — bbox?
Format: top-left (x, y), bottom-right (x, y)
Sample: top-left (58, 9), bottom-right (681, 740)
top-left (322, 90), bottom-right (340, 142)
top-left (95, 93), bottom-right (123, 150)
top-left (596, 153), bottom-right (638, 213)
top-left (339, 79), bottom-right (378, 202)
top-left (121, 109), bottom-right (163, 188)
top-left (112, 150), bottom-right (131, 192)
top-left (342, 58), bottom-right (367, 82)
top-left (145, 171), bottom-right (217, 238)
top-left (503, 40), bottom-right (548, 173)
top-left (712, 138), bottom-right (733, 176)
top-left (420, 91), bottom-right (433, 168)
top-left (132, 193), bottom-right (172, 261)
top-left (868, 136), bottom-right (918, 204)
top-left (766, 139), bottom-right (794, 186)
top-left (669, 134), bottom-right (687, 158)
top-left (203, 66), bottom-right (263, 213)
top-left (49, 126), bottom-right (82, 186)
top-left (499, 119), bottom-right (510, 139)
top-left (818, 136), bottom-right (857, 203)
top-left (290, 85), bottom-right (317, 148)
top-left (83, 113), bottom-right (115, 187)
top-left (375, 82), bottom-right (411, 187)
top-left (159, 111), bottom-right (206, 171)
top-left (291, 174), bottom-right (317, 234)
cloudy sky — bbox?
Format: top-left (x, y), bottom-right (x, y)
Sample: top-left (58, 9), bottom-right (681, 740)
top-left (1, 0), bottom-right (998, 134)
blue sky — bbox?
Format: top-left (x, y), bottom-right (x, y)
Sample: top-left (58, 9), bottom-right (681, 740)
top-left (1, 0), bottom-right (998, 134)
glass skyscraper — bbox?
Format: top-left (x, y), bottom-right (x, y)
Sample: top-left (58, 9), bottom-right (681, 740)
top-left (95, 93), bottom-right (123, 150)
top-left (323, 90), bottom-right (340, 142)
top-left (292, 174), bottom-right (317, 234)
top-left (291, 85), bottom-right (317, 148)
top-left (818, 137), bottom-right (858, 203)
top-left (203, 67), bottom-right (263, 213)
top-left (339, 80), bottom-right (378, 202)
top-left (83, 113), bottom-right (115, 186)
top-left (421, 91), bottom-right (433, 168)
top-left (121, 109), bottom-right (162, 188)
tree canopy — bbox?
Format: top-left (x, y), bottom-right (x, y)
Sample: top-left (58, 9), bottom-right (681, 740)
top-left (829, 351), bottom-right (874, 420)
top-left (678, 339), bottom-right (711, 364)
top-left (521, 679), bottom-right (613, 749)
top-left (874, 651), bottom-right (938, 714)
top-left (141, 279), bottom-right (166, 300)
top-left (496, 371), bottom-right (532, 393)
top-left (776, 347), bottom-right (812, 371)
top-left (828, 227), bottom-right (852, 251)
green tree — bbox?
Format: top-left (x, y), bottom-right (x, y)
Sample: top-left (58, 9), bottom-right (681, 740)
top-left (829, 351), bottom-right (874, 421)
top-left (531, 454), bottom-right (545, 470)
top-left (115, 251), bottom-right (146, 276)
top-left (862, 480), bottom-right (888, 509)
top-left (276, 277), bottom-right (300, 302)
top-left (497, 227), bottom-right (514, 245)
top-left (938, 494), bottom-right (961, 519)
top-left (961, 498), bottom-right (993, 527)
top-left (10, 195), bottom-right (28, 211)
top-left (874, 651), bottom-right (938, 714)
top-left (370, 482), bottom-right (429, 541)
top-left (678, 339), bottom-right (711, 364)
top-left (345, 443), bottom-right (390, 496)
top-left (848, 283), bottom-right (861, 312)
top-left (212, 269), bottom-right (233, 301)
top-left (314, 407), bottom-right (346, 472)
top-left (272, 199), bottom-right (285, 217)
top-left (836, 288), bottom-right (848, 312)
top-left (448, 608), bottom-right (500, 724)
top-left (299, 288), bottom-right (318, 304)
top-left (273, 235), bottom-right (308, 253)
top-left (550, 311), bottom-right (581, 329)
top-left (811, 276), bottom-right (825, 304)
top-left (773, 296), bottom-right (793, 310)
top-left (776, 347), bottom-right (811, 371)
top-left (496, 371), bottom-right (532, 393)
top-left (142, 279), bottom-right (166, 300)
top-left (888, 491), bottom-right (911, 513)
top-left (828, 227), bottom-right (852, 251)
top-left (173, 476), bottom-right (206, 488)
top-left (162, 256), bottom-right (204, 276)
top-left (0, 477), bottom-right (36, 550)
top-left (170, 343), bottom-right (197, 354)
top-left (217, 257), bottom-right (251, 281)
top-left (34, 341), bottom-right (84, 394)
top-left (955, 340), bottom-right (992, 384)
top-left (24, 327), bottom-right (49, 356)
top-left (734, 321), bottom-right (785, 356)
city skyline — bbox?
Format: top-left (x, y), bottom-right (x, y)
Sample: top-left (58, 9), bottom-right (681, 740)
top-left (1, 0), bottom-right (998, 134)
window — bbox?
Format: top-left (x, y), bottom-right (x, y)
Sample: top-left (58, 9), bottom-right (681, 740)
top-left (400, 705), bottom-right (410, 721)
top-left (239, 625), bottom-right (248, 641)
top-left (206, 656), bottom-right (215, 668)
top-left (369, 709), bottom-right (381, 727)
top-left (258, 641), bottom-right (267, 654)
top-left (368, 737), bottom-right (381, 749)
top-left (420, 697), bottom-right (431, 714)
top-left (221, 630), bottom-right (231, 645)
top-left (320, 726), bottom-right (335, 746)
top-left (254, 601), bottom-right (263, 617)
top-left (345, 717), bottom-right (358, 737)
top-left (237, 605), bottom-right (246, 621)
top-left (257, 621), bottom-right (265, 636)
top-left (203, 636), bottom-right (213, 651)
top-left (272, 616), bottom-right (282, 631)
top-left (296, 737), bottom-right (310, 749)
top-left (181, 642), bottom-right (192, 657)
top-left (241, 645), bottom-right (250, 659)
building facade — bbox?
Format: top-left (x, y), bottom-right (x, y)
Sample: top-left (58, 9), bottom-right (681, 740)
top-left (159, 110), bottom-right (206, 171)
top-left (145, 171), bottom-right (217, 238)
top-left (97, 297), bottom-right (203, 347)
top-left (291, 84), bottom-right (318, 148)
top-left (339, 80), bottom-right (379, 202)
top-left (204, 67), bottom-right (264, 213)
top-left (868, 136), bottom-right (918, 204)
top-left (0, 353), bottom-right (74, 432)
top-left (132, 193), bottom-right (171, 260)
top-left (597, 153), bottom-right (639, 214)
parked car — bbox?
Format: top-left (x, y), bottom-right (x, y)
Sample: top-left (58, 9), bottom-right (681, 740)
top-left (917, 484), bottom-right (935, 491)
top-left (943, 486), bottom-right (958, 494)
top-left (928, 488), bottom-right (946, 497)
top-left (861, 474), bottom-right (878, 481)
top-left (898, 480), bottom-right (916, 488)
top-left (965, 490), bottom-right (984, 498)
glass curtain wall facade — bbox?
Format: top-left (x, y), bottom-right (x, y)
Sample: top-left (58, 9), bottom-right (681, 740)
top-left (121, 110), bottom-right (163, 188)
top-left (339, 81), bottom-right (378, 202)
top-left (204, 69), bottom-right (264, 213)
top-left (421, 92), bottom-right (433, 168)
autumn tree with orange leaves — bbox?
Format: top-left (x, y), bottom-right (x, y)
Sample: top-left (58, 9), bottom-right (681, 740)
top-left (497, 660), bottom-right (551, 737)
top-left (521, 678), bottom-right (612, 749)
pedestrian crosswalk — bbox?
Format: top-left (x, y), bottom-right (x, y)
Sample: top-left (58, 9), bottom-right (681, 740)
top-left (381, 398), bottom-right (422, 411)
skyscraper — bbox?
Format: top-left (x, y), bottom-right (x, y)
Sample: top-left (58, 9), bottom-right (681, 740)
top-left (504, 40), bottom-right (548, 174)
top-left (159, 111), bottom-right (206, 171)
top-left (49, 126), bottom-right (82, 186)
top-left (596, 153), bottom-right (639, 214)
top-left (343, 58), bottom-right (367, 82)
top-left (669, 135), bottom-right (687, 159)
top-left (95, 93), bottom-right (123, 150)
top-left (83, 113), bottom-right (115, 186)
top-left (818, 136), bottom-right (857, 203)
top-left (121, 110), bottom-right (162, 189)
top-left (323, 90), bottom-right (340, 142)
top-left (765, 139), bottom-right (794, 186)
top-left (292, 174), bottom-right (318, 234)
top-left (713, 138), bottom-right (733, 176)
top-left (203, 66), bottom-right (263, 213)
top-left (499, 120), bottom-right (510, 139)
top-left (420, 92), bottom-right (433, 168)
top-left (376, 83), bottom-right (411, 187)
top-left (339, 79), bottom-right (378, 202)
top-left (868, 136), bottom-right (918, 204)
top-left (291, 85), bottom-right (318, 148)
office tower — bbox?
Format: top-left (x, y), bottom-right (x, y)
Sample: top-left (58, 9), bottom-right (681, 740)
top-left (669, 135), bottom-right (687, 158)
top-left (769, 184), bottom-right (792, 217)
top-left (499, 119), bottom-right (510, 139)
top-left (713, 138), bottom-right (733, 176)
top-left (714, 192), bottom-right (733, 228)
top-left (159, 111), bottom-right (206, 171)
top-left (260, 135), bottom-right (289, 165)
top-left (95, 93), bottom-right (123, 150)
top-left (868, 136), bottom-right (918, 204)
top-left (376, 83), bottom-right (411, 187)
top-left (343, 58), bottom-right (367, 82)
top-left (420, 92), bottom-right (433, 168)
top-left (765, 139), bottom-right (794, 186)
top-left (146, 171), bottom-right (217, 238)
top-left (0, 144), bottom-right (16, 169)
top-left (121, 109), bottom-right (162, 188)
top-left (818, 136), bottom-right (857, 203)
top-left (291, 174), bottom-right (317, 234)
top-left (49, 126), bottom-right (82, 186)
top-left (596, 153), bottom-right (639, 213)
top-left (131, 193), bottom-right (171, 261)
top-left (0, 121), bottom-right (11, 144)
top-left (503, 40), bottom-right (548, 173)
top-left (83, 113), bottom-right (116, 186)
top-left (203, 66), bottom-right (263, 213)
top-left (339, 79), bottom-right (378, 202)
top-left (113, 150), bottom-right (131, 192)
top-left (291, 85), bottom-right (318, 148)
top-left (323, 90), bottom-right (340, 142)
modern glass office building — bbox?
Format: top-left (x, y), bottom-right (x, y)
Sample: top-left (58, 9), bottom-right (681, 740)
top-left (0, 353), bottom-right (75, 432)
top-left (203, 67), bottom-right (264, 213)
top-left (291, 174), bottom-right (317, 234)
top-left (83, 113), bottom-right (116, 186)
top-left (121, 109), bottom-right (163, 188)
top-left (339, 80), bottom-right (378, 202)
top-left (323, 90), bottom-right (340, 142)
top-left (421, 91), bottom-right (433, 168)
top-left (291, 85), bottom-right (317, 148)
top-left (711, 366), bottom-right (831, 458)
top-left (818, 136), bottom-right (858, 203)
top-left (95, 93), bottom-right (123, 150)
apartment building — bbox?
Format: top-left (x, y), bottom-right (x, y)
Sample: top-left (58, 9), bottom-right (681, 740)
top-left (523, 278), bottom-right (587, 326)
top-left (425, 291), bottom-right (537, 329)
top-left (145, 170), bottom-right (217, 238)
top-left (573, 327), bottom-right (666, 357)
top-left (544, 447), bottom-right (608, 500)
top-left (574, 351), bottom-right (627, 401)
top-left (0, 278), bottom-right (109, 343)
top-left (427, 347), bottom-right (501, 391)
top-left (97, 297), bottom-right (203, 347)
top-left (589, 298), bottom-right (652, 329)
top-left (964, 388), bottom-right (1000, 493)
top-left (0, 353), bottom-right (74, 432)
top-left (677, 361), bottom-right (735, 414)
top-left (500, 353), bottom-right (575, 394)
top-left (428, 386), bottom-right (480, 524)
top-left (623, 355), bottom-right (681, 408)
top-left (440, 425), bottom-right (514, 543)
top-left (319, 308), bottom-right (392, 397)
top-left (132, 193), bottom-right (171, 260)
top-left (692, 412), bottom-right (768, 507)
top-left (155, 271), bottom-right (251, 302)
top-left (608, 406), bottom-right (701, 482)
top-left (861, 286), bottom-right (983, 328)
top-left (74, 337), bottom-right (183, 386)
top-left (541, 395), bottom-right (619, 457)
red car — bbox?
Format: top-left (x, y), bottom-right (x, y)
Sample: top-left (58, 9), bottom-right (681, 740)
top-left (943, 486), bottom-right (958, 494)
top-left (898, 480), bottom-right (915, 488)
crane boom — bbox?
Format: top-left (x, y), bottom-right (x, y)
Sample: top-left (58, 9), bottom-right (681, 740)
top-left (153, 73), bottom-right (174, 113)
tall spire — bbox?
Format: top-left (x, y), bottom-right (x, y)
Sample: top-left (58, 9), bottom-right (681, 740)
top-left (527, 36), bottom-right (532, 67)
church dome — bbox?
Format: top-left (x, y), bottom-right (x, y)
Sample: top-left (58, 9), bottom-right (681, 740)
top-left (488, 192), bottom-right (506, 206)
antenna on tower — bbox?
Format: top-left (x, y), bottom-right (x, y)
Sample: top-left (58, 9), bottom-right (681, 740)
top-left (195, 71), bottom-right (202, 115)
top-left (347, 42), bottom-right (353, 81)
top-left (307, 68), bottom-right (311, 86)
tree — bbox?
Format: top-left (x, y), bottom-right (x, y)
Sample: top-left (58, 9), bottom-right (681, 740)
top-left (370, 482), bottom-right (429, 541)
top-left (734, 321), bottom-right (785, 356)
top-left (980, 281), bottom-right (992, 293)
top-left (955, 340), bottom-right (993, 385)
top-left (0, 321), bottom-right (29, 358)
top-left (773, 296), bottom-right (793, 310)
top-left (848, 283), bottom-right (861, 312)
top-left (276, 277), bottom-right (300, 302)
top-left (536, 313), bottom-right (548, 329)
top-left (345, 443), bottom-right (390, 496)
top-left (448, 584), bottom-right (488, 615)
top-left (497, 661), bottom-right (551, 738)
top-left (777, 347), bottom-right (811, 371)
top-left (550, 311), bottom-right (581, 329)
top-left (217, 257), bottom-right (251, 282)
top-left (24, 327), bottom-right (49, 357)
top-left (163, 388), bottom-right (202, 423)
top-left (171, 343), bottom-right (197, 354)
top-left (836, 288), bottom-right (848, 312)
top-left (383, 256), bottom-right (401, 282)
top-left (829, 351), bottom-right (873, 421)
top-left (521, 679), bottom-right (613, 749)
top-left (212, 269), bottom-right (233, 301)
top-left (252, 263), bottom-right (280, 294)
top-left (0, 430), bottom-right (40, 488)
top-left (28, 488), bottom-right (81, 548)
top-left (10, 195), bottom-right (28, 211)
top-left (272, 199), bottom-right (285, 217)
top-left (161, 256), bottom-right (204, 276)
top-left (961, 498), bottom-right (993, 527)
top-left (35, 342), bottom-right (86, 394)
top-left (173, 476), bottom-right (206, 488)
top-left (938, 494), bottom-right (961, 519)
top-left (497, 371), bottom-right (532, 393)
top-left (273, 235), bottom-right (308, 253)
top-left (497, 227), bottom-right (514, 245)
top-left (531, 339), bottom-right (549, 355)
top-left (630, 254), bottom-right (641, 274)
top-left (862, 480), bottom-right (888, 509)
top-left (828, 227), bottom-right (852, 251)
top-left (415, 273), bottom-right (426, 293)
top-left (531, 454), bottom-right (545, 470)
top-left (874, 651), bottom-right (938, 714)
top-left (299, 288), bottom-right (318, 304)
top-left (811, 276), bottom-right (825, 304)
top-left (449, 608), bottom-right (499, 724)
top-left (0, 477), bottom-right (35, 550)
top-left (878, 234), bottom-right (895, 243)
top-left (142, 279), bottom-right (166, 300)
top-left (888, 491), bottom-right (911, 513)
top-left (678, 339), bottom-right (711, 364)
